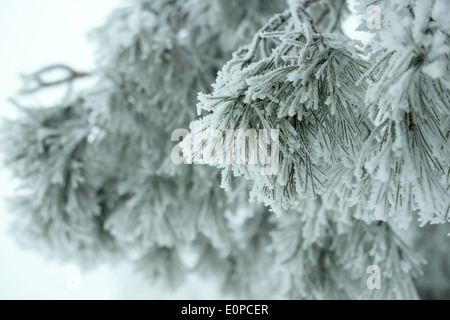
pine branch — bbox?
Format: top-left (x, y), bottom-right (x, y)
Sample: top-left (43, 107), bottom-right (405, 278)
top-left (19, 64), bottom-right (91, 94)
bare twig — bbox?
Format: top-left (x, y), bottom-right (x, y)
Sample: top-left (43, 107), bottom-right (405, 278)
top-left (303, 0), bottom-right (321, 9)
top-left (20, 64), bottom-right (91, 95)
top-left (316, 8), bottom-right (330, 26)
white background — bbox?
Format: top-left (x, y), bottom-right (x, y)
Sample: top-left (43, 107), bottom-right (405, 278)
top-left (0, 0), bottom-right (225, 300)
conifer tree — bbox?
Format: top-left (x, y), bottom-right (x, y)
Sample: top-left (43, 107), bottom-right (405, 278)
top-left (1, 0), bottom-right (449, 299)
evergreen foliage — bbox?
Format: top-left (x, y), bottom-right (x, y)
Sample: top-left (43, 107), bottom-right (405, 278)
top-left (1, 0), bottom-right (449, 299)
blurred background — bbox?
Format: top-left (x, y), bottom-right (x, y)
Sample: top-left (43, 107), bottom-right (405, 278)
top-left (0, 0), bottom-right (366, 300)
top-left (0, 0), bottom-right (226, 300)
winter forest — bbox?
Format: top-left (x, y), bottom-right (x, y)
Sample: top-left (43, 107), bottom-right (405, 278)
top-left (1, 0), bottom-right (449, 299)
